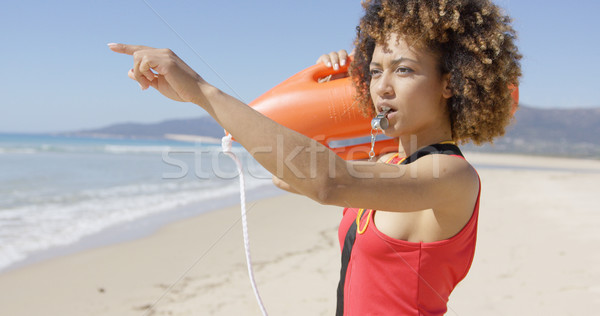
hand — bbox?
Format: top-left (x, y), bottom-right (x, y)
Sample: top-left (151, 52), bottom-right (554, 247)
top-left (108, 43), bottom-right (205, 104)
top-left (315, 49), bottom-right (351, 70)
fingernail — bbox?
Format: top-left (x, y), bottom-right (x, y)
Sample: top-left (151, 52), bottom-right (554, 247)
top-left (340, 59), bottom-right (346, 66)
top-left (326, 62), bottom-right (332, 68)
top-left (139, 83), bottom-right (146, 90)
top-left (333, 63), bottom-right (339, 70)
top-left (107, 43), bottom-right (117, 47)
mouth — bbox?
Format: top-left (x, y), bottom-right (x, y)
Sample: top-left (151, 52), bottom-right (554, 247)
top-left (377, 105), bottom-right (396, 117)
top-left (372, 105), bottom-right (395, 130)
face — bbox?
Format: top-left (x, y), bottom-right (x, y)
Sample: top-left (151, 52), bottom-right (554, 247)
top-left (369, 34), bottom-right (452, 139)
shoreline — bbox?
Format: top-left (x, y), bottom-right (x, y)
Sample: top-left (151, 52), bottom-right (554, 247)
top-left (1, 152), bottom-right (599, 315)
top-left (1, 183), bottom-right (284, 274)
top-left (0, 193), bottom-right (344, 316)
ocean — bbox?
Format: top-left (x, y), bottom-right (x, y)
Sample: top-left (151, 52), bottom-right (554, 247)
top-left (0, 133), bottom-right (275, 272)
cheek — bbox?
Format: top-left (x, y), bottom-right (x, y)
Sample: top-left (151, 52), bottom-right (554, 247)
top-left (410, 80), bottom-right (444, 106)
top-left (396, 83), bottom-right (444, 124)
top-left (396, 81), bottom-right (429, 107)
top-left (369, 80), bottom-right (378, 100)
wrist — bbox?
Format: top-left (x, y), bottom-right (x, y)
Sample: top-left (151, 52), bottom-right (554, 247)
top-left (191, 80), bottom-right (219, 109)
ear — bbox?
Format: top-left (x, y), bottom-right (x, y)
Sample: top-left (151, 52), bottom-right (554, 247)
top-left (441, 73), bottom-right (453, 99)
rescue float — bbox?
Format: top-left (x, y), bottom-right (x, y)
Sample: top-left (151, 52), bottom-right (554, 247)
top-left (234, 59), bottom-right (519, 160)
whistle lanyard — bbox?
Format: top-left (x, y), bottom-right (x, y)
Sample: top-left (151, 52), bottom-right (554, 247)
top-left (356, 153), bottom-right (406, 234)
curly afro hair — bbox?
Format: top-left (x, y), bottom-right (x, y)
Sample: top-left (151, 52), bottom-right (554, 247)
top-left (350, 0), bottom-right (522, 144)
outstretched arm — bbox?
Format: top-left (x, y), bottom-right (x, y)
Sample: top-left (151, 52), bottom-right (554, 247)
top-left (108, 44), bottom-right (478, 214)
top-left (108, 43), bottom-right (348, 202)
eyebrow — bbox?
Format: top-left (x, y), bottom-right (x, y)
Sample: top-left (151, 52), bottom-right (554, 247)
top-left (370, 57), bottom-right (418, 68)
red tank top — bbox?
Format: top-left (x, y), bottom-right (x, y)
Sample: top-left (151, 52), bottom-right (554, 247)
top-left (337, 155), bottom-right (480, 315)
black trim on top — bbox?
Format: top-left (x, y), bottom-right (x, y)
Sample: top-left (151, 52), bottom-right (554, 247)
top-left (402, 143), bottom-right (463, 164)
top-left (336, 208), bottom-right (369, 316)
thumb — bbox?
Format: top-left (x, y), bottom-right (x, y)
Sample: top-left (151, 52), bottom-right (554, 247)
top-left (107, 43), bottom-right (153, 55)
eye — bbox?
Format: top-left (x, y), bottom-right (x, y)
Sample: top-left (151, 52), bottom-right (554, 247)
top-left (369, 68), bottom-right (382, 78)
top-left (395, 66), bottom-right (414, 75)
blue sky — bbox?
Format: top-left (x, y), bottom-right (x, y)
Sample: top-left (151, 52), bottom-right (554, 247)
top-left (1, 0), bottom-right (598, 133)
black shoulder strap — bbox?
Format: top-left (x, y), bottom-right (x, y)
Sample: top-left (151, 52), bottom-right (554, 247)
top-left (335, 143), bottom-right (462, 316)
top-left (403, 143), bottom-right (463, 164)
top-left (336, 209), bottom-right (369, 315)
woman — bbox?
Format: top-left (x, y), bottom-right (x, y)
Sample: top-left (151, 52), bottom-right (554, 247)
top-left (109, 0), bottom-right (521, 314)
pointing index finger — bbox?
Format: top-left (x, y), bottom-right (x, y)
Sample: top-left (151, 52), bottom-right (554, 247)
top-left (107, 43), bottom-right (153, 55)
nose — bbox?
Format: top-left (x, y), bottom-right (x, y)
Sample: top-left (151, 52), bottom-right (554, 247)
top-left (372, 71), bottom-right (394, 98)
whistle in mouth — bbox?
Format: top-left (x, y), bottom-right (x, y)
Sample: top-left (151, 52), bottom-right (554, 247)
top-left (371, 107), bottom-right (391, 130)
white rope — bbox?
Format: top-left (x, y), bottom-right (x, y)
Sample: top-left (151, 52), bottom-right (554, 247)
top-left (221, 134), bottom-right (269, 316)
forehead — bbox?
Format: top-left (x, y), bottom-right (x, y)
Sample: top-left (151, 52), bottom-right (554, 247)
top-left (372, 33), bottom-right (436, 64)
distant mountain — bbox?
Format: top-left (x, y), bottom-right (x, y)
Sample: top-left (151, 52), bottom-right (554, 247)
top-left (512, 106), bottom-right (600, 144)
top-left (66, 105), bottom-right (600, 158)
top-left (65, 116), bottom-right (224, 140)
top-left (463, 105), bottom-right (600, 158)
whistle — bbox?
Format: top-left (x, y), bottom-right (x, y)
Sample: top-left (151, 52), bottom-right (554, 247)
top-left (371, 107), bottom-right (391, 130)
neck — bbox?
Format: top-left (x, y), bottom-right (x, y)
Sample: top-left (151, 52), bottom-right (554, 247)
top-left (396, 127), bottom-right (453, 157)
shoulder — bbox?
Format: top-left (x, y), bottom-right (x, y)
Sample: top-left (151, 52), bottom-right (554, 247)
top-left (323, 150), bottom-right (478, 214)
top-left (411, 154), bottom-right (479, 206)
top-left (412, 153), bottom-right (476, 178)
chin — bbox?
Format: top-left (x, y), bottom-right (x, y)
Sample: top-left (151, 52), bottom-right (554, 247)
top-left (382, 128), bottom-right (401, 138)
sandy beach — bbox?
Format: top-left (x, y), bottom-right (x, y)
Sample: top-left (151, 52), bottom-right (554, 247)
top-left (1, 152), bottom-right (599, 315)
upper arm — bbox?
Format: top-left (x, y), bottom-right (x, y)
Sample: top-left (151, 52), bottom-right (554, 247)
top-left (321, 154), bottom-right (479, 213)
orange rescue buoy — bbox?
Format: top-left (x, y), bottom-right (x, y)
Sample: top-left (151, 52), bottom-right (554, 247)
top-left (237, 60), bottom-right (519, 160)
top-left (244, 61), bottom-right (396, 160)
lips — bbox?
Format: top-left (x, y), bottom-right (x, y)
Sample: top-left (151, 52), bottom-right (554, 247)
top-left (376, 104), bottom-right (397, 117)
